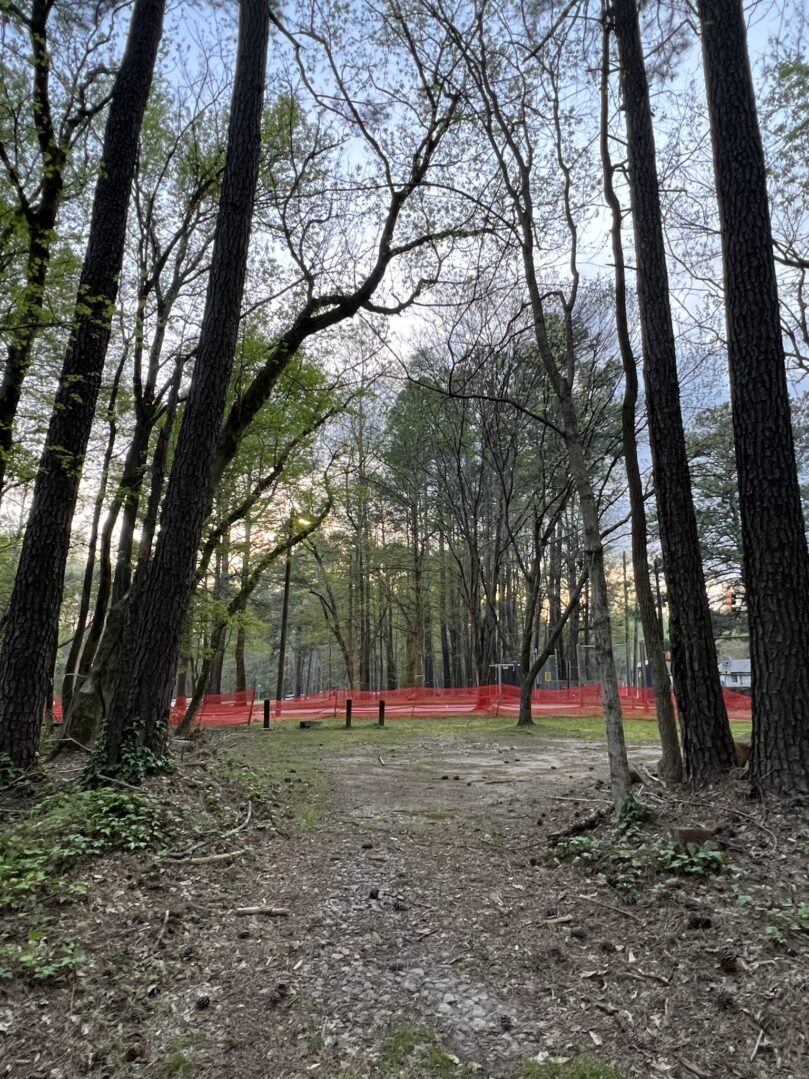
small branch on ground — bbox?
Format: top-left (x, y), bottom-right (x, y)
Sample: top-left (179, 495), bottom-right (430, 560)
top-left (234, 905), bottom-right (290, 916)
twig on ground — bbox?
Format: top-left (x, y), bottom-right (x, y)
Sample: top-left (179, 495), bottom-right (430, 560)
top-left (750, 1028), bottom-right (765, 1062)
top-left (679, 1059), bottom-right (711, 1078)
top-left (680, 796), bottom-right (779, 854)
top-left (622, 963), bottom-right (670, 985)
top-left (185, 847), bottom-right (250, 866)
top-left (576, 893), bottom-right (644, 924)
top-left (156, 909), bottom-right (171, 948)
top-left (96, 773), bottom-right (145, 792)
top-left (222, 800), bottom-right (252, 838)
top-left (548, 807), bottom-right (609, 844)
top-left (55, 735), bottom-right (93, 755)
top-left (234, 905), bottom-right (290, 916)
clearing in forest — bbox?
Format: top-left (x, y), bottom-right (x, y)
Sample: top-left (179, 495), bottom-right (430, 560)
top-left (2, 716), bottom-right (806, 1079)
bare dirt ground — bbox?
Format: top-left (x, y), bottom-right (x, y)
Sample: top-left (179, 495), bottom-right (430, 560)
top-left (2, 721), bottom-right (809, 1079)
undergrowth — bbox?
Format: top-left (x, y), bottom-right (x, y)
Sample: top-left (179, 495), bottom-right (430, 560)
top-left (0, 787), bottom-right (177, 981)
top-left (550, 801), bottom-right (727, 904)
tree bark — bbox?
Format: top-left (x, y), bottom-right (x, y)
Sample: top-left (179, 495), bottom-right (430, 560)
top-left (62, 365), bottom-right (181, 748)
top-left (234, 516), bottom-right (251, 693)
top-left (0, 0), bottom-right (165, 770)
top-left (60, 354), bottom-right (126, 715)
top-left (600, 14), bottom-right (683, 783)
top-left (697, 0), bottom-right (809, 792)
top-left (0, 1), bottom-right (66, 497)
top-left (612, 0), bottom-right (734, 780)
top-left (99, 0), bottom-right (271, 773)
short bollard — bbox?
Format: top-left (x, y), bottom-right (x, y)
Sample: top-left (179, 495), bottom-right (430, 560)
top-left (345, 698), bottom-right (352, 729)
top-left (378, 699), bottom-right (385, 727)
top-left (263, 697), bottom-right (270, 729)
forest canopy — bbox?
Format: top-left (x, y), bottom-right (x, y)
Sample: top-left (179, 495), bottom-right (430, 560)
top-left (0, 0), bottom-right (807, 801)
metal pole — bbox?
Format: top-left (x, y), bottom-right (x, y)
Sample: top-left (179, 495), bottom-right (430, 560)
top-left (263, 697), bottom-right (270, 729)
top-left (345, 698), bottom-right (352, 729)
top-left (275, 527), bottom-right (292, 715)
top-left (378, 699), bottom-right (385, 727)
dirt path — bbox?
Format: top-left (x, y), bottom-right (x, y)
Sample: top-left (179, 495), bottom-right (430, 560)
top-left (4, 727), bottom-right (807, 1078)
top-left (163, 735), bottom-right (657, 1078)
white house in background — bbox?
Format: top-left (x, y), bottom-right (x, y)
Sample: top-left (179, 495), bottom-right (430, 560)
top-left (718, 655), bottom-right (751, 689)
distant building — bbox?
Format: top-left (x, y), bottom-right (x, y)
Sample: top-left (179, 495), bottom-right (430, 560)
top-left (718, 655), bottom-right (751, 689)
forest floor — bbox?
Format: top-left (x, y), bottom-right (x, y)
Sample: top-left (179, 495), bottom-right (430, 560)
top-left (3, 715), bottom-right (809, 1079)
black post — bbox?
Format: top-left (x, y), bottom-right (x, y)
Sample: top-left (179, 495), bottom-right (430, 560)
top-left (378, 699), bottom-right (385, 727)
top-left (345, 698), bottom-right (352, 729)
top-left (263, 697), bottom-right (270, 729)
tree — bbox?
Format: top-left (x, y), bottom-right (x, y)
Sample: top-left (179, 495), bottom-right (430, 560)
top-left (0, 1), bottom-right (115, 496)
top-left (610, 0), bottom-right (732, 781)
top-left (599, 19), bottom-right (680, 775)
top-left (697, 0), bottom-right (809, 792)
top-left (98, 0), bottom-right (272, 775)
top-left (0, 0), bottom-right (165, 770)
top-left (416, 0), bottom-right (632, 806)
top-left (60, 85), bottom-right (222, 725)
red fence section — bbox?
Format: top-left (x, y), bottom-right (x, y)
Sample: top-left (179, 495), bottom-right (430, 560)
top-left (257, 683), bottom-right (752, 723)
top-left (169, 689), bottom-right (256, 728)
top-left (51, 683), bottom-right (751, 728)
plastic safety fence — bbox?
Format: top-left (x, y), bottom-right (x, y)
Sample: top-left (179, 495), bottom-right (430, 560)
top-left (50, 690), bottom-right (258, 728)
top-left (169, 690), bottom-right (257, 728)
top-left (51, 684), bottom-right (751, 728)
top-left (260, 683), bottom-right (753, 722)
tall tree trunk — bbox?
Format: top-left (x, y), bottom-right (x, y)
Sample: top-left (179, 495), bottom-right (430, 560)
top-left (600, 16), bottom-right (683, 783)
top-left (423, 584), bottom-right (435, 689)
top-left (567, 540), bottom-right (580, 685)
top-left (99, 0), bottom-right (270, 774)
top-left (560, 416), bottom-right (631, 807)
top-left (60, 354), bottom-right (126, 714)
top-left (697, 0), bottom-right (809, 792)
top-left (63, 368), bottom-right (181, 748)
top-left (549, 530), bottom-right (564, 680)
top-left (0, 0), bottom-right (165, 770)
top-left (519, 575), bottom-right (586, 727)
top-left (612, 0), bottom-right (734, 780)
top-left (438, 530), bottom-right (452, 687)
top-left (208, 535), bottom-right (230, 695)
top-left (234, 516), bottom-right (251, 694)
top-left (385, 590), bottom-right (397, 690)
top-left (0, 1), bottom-right (65, 497)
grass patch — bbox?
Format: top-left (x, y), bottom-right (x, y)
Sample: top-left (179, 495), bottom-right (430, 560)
top-left (520, 1057), bottom-right (624, 1078)
top-left (333, 1024), bottom-right (623, 1078)
top-left (239, 714), bottom-right (639, 754)
top-left (215, 740), bottom-right (325, 830)
top-left (241, 713), bottom-right (752, 751)
top-left (373, 1024), bottom-right (478, 1077)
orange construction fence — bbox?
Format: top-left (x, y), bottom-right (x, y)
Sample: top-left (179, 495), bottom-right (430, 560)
top-left (51, 684), bottom-right (752, 729)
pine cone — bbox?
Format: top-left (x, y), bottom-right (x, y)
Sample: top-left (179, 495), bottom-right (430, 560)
top-left (719, 950), bottom-right (739, 974)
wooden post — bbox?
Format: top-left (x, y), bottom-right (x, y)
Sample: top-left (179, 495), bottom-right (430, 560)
top-left (378, 699), bottom-right (385, 727)
top-left (345, 698), bottom-right (352, 729)
top-left (263, 697), bottom-right (270, 729)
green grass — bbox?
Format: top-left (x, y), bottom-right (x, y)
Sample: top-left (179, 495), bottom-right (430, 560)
top-left (235, 712), bottom-right (751, 750)
top-left (330, 1024), bottom-right (624, 1078)
top-left (520, 1058), bottom-right (624, 1079)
